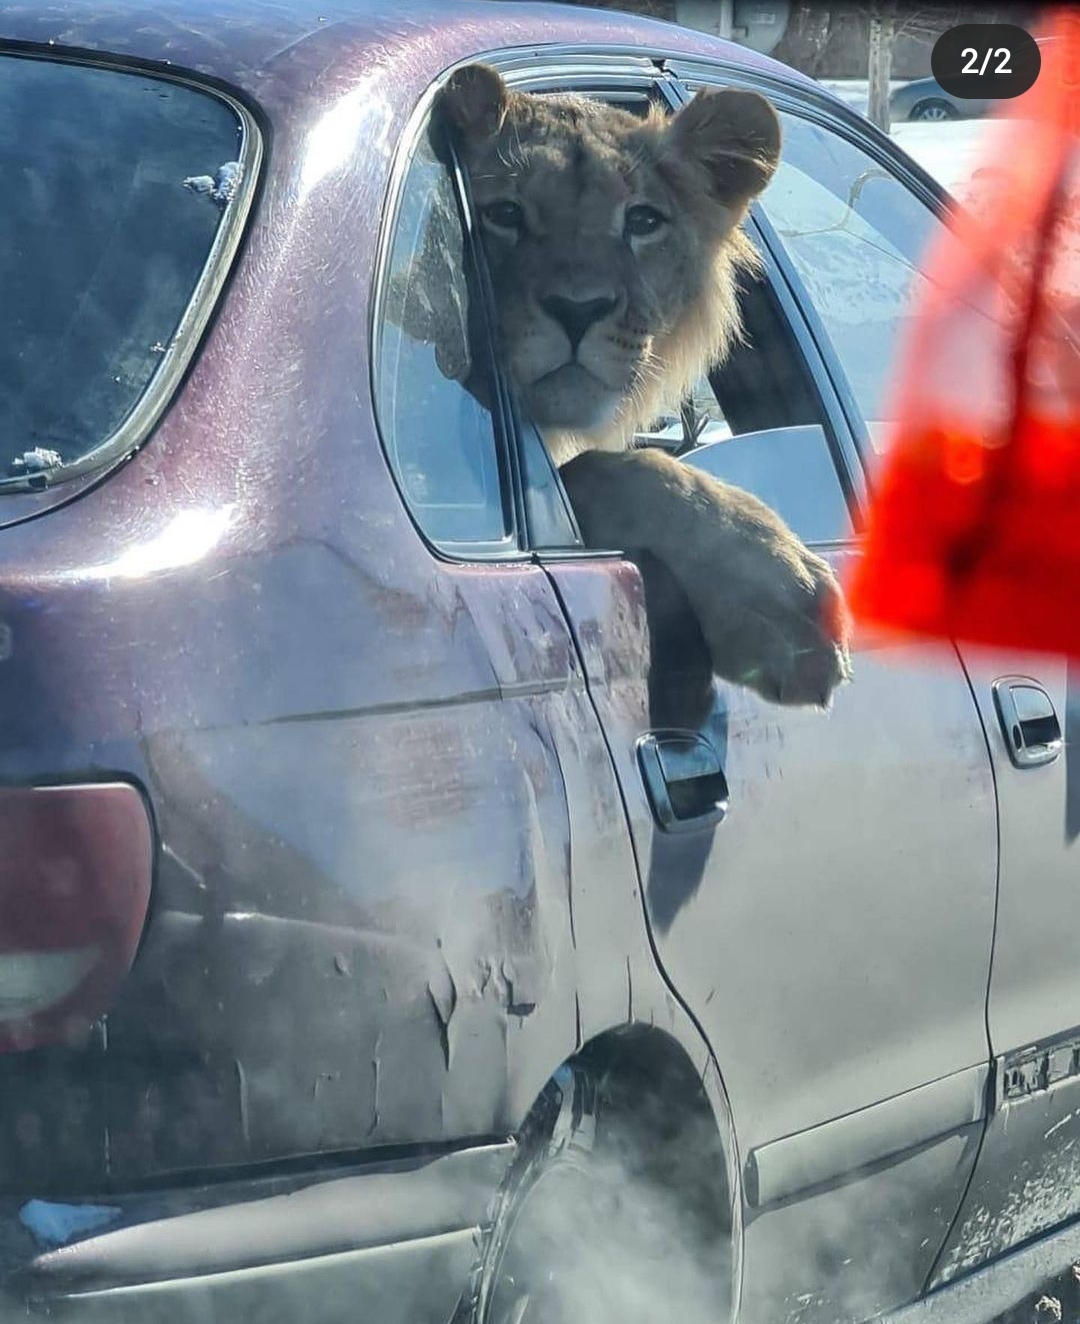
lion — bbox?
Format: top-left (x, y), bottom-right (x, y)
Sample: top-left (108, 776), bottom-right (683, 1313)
top-left (408, 64), bottom-right (852, 708)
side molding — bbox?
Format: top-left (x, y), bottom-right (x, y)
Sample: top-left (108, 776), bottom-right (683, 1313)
top-left (745, 1066), bottom-right (989, 1208)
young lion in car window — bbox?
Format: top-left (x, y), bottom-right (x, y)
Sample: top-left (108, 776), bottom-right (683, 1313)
top-left (403, 64), bottom-right (852, 708)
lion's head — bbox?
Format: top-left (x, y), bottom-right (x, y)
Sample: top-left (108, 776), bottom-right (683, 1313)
top-left (433, 65), bottom-right (781, 461)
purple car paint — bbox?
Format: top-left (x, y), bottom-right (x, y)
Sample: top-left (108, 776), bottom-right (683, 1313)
top-left (2, 5), bottom-right (1078, 1324)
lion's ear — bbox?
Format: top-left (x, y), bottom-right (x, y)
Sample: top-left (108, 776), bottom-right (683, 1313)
top-left (667, 88), bottom-right (781, 205)
top-left (436, 63), bottom-right (511, 141)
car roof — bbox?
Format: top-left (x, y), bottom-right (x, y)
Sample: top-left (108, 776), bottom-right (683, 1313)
top-left (0, 0), bottom-right (821, 108)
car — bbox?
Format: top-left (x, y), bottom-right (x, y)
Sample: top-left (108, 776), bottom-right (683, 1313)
top-left (1, 3), bottom-right (1078, 1324)
top-left (891, 33), bottom-right (1055, 122)
top-left (888, 75), bottom-right (990, 121)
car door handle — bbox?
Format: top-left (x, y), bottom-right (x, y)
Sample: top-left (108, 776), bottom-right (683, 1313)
top-left (637, 731), bottom-right (729, 832)
top-left (992, 677), bottom-right (1063, 768)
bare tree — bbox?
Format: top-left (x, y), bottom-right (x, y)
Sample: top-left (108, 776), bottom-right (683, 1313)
top-left (866, 5), bottom-right (896, 130)
top-left (866, 4), bottom-right (969, 132)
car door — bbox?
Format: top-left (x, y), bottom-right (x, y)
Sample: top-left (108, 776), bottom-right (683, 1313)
top-left (746, 82), bottom-right (1080, 1284)
top-left (506, 59), bottom-right (999, 1324)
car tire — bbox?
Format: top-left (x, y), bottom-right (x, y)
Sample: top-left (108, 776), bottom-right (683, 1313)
top-left (910, 98), bottom-right (958, 121)
top-left (462, 1062), bottom-right (734, 1324)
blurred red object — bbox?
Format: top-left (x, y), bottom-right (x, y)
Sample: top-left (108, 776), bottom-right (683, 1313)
top-left (847, 9), bottom-right (1080, 657)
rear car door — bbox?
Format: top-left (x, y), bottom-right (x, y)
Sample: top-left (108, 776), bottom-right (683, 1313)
top-left (500, 55), bottom-right (999, 1324)
top-left (744, 80), bottom-right (1080, 1284)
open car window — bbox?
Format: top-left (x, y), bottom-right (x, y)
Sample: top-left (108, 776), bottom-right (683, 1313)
top-left (377, 75), bottom-right (855, 555)
top-left (489, 83), bottom-right (856, 550)
top-left (634, 266), bottom-right (854, 547)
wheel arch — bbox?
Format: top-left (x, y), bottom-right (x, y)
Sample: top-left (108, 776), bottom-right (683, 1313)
top-left (579, 1022), bottom-right (738, 1232)
top-left (498, 1015), bottom-right (746, 1322)
top-left (468, 1022), bottom-right (746, 1324)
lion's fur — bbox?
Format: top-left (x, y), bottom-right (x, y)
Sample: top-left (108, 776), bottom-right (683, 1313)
top-left (402, 65), bottom-right (853, 708)
top-left (437, 67), bottom-right (781, 466)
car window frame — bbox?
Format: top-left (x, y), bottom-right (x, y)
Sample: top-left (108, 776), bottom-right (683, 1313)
top-left (0, 46), bottom-right (263, 502)
top-left (371, 101), bottom-right (524, 561)
top-left (371, 57), bottom-right (683, 566)
top-left (374, 47), bottom-right (890, 565)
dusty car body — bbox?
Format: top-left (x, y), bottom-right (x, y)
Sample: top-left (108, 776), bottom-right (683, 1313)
top-left (1, 3), bottom-right (1079, 1323)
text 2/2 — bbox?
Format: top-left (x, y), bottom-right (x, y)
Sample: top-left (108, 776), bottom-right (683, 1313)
top-left (960, 47), bottom-right (1012, 77)
top-left (932, 25), bottom-right (1040, 99)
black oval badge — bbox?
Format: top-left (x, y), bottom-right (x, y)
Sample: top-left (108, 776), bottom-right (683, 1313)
top-left (932, 24), bottom-right (1041, 100)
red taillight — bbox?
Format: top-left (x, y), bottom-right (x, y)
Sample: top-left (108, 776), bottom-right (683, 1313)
top-left (0, 784), bottom-right (153, 1052)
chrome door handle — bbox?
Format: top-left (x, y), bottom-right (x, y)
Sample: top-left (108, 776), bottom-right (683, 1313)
top-left (993, 678), bottom-right (1063, 768)
top-left (638, 731), bottom-right (728, 832)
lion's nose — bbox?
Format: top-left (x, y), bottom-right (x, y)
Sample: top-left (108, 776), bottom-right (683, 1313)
top-left (540, 294), bottom-right (617, 351)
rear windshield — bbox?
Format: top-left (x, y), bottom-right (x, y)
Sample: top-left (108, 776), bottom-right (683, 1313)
top-left (0, 55), bottom-right (250, 484)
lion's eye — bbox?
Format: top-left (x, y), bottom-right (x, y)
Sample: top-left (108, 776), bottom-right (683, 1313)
top-left (624, 204), bottom-right (666, 238)
top-left (482, 201), bottom-right (525, 231)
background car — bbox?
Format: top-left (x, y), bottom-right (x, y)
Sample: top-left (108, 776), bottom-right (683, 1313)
top-left (891, 34), bottom-right (1055, 122)
top-left (0, 4), bottom-right (1078, 1324)
top-left (889, 75), bottom-right (990, 120)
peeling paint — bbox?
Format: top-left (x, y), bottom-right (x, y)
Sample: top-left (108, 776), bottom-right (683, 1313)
top-left (496, 956), bottom-right (538, 1018)
top-left (426, 975), bottom-right (455, 1072)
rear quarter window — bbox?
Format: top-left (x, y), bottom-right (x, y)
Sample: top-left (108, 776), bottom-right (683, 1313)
top-left (0, 54), bottom-right (258, 488)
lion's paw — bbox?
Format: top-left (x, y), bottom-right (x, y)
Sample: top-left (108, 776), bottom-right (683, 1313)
top-left (559, 447), bottom-right (853, 709)
top-left (697, 541), bottom-right (852, 709)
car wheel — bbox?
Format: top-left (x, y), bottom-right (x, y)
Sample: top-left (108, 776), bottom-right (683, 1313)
top-left (911, 98), bottom-right (957, 121)
top-left (464, 1063), bottom-right (733, 1324)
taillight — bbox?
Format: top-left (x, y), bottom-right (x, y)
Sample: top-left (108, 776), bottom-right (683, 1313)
top-left (0, 784), bottom-right (153, 1052)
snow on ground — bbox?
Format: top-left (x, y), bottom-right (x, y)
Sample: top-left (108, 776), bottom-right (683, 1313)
top-left (890, 118), bottom-right (1003, 194)
top-left (819, 78), bottom-right (1008, 197)
top-left (820, 79), bottom-right (907, 115)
